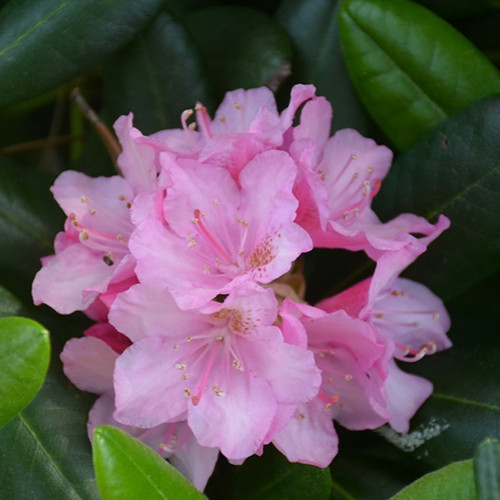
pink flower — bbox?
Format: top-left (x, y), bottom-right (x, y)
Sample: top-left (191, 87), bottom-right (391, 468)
top-left (317, 223), bottom-right (452, 432)
top-left (32, 172), bottom-right (136, 315)
top-left (131, 149), bottom-right (312, 310)
top-left (109, 285), bottom-right (321, 461)
top-left (286, 99), bottom-right (449, 261)
top-left (60, 323), bottom-right (218, 490)
top-left (273, 300), bottom-right (390, 467)
top-left (318, 222), bottom-right (452, 362)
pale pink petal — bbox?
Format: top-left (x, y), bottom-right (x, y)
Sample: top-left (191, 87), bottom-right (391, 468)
top-left (188, 368), bottom-right (277, 461)
top-left (109, 284), bottom-right (208, 342)
top-left (198, 134), bottom-right (265, 180)
top-left (369, 277), bottom-right (452, 356)
top-left (114, 113), bottom-right (158, 192)
top-left (293, 96), bottom-right (333, 153)
top-left (169, 429), bottom-right (219, 492)
top-left (51, 170), bottom-right (134, 239)
top-left (60, 337), bottom-right (117, 394)
top-left (280, 84), bottom-right (317, 133)
top-left (239, 150), bottom-right (313, 282)
top-left (32, 243), bottom-right (114, 314)
top-left (273, 401), bottom-right (338, 467)
top-left (131, 219), bottom-right (232, 310)
top-left (211, 87), bottom-right (278, 136)
top-left (113, 336), bottom-right (190, 427)
top-left (384, 359), bottom-right (433, 433)
top-left (238, 330), bottom-right (321, 404)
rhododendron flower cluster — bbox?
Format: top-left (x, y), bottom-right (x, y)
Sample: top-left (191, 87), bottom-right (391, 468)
top-left (32, 84), bottom-right (451, 491)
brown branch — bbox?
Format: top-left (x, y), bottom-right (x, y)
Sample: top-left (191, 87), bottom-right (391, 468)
top-left (1, 135), bottom-right (84, 155)
top-left (70, 87), bottom-right (122, 164)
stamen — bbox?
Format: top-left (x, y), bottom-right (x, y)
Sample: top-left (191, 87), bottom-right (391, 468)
top-left (192, 338), bottom-right (223, 405)
top-left (192, 209), bottom-right (234, 265)
top-left (195, 103), bottom-right (213, 139)
top-left (394, 341), bottom-right (437, 362)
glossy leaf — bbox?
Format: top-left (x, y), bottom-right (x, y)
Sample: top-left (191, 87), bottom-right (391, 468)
top-left (0, 0), bottom-right (164, 107)
top-left (0, 356), bottom-right (99, 499)
top-left (374, 95), bottom-right (500, 301)
top-left (0, 157), bottom-right (62, 304)
top-left (275, 0), bottom-right (373, 134)
top-left (93, 425), bottom-right (205, 500)
top-left (206, 445), bottom-right (332, 500)
top-left (103, 10), bottom-right (213, 135)
top-left (389, 460), bottom-right (475, 500)
top-left (185, 6), bottom-right (292, 101)
top-left (0, 317), bottom-right (50, 428)
top-left (474, 438), bottom-right (500, 500)
top-left (0, 285), bottom-right (23, 318)
top-left (338, 0), bottom-right (500, 150)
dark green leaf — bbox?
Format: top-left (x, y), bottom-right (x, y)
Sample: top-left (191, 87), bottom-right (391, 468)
top-left (474, 438), bottom-right (500, 500)
top-left (338, 0), bottom-right (500, 150)
top-left (185, 6), bottom-right (292, 101)
top-left (275, 0), bottom-right (373, 134)
top-left (0, 317), bottom-right (50, 428)
top-left (103, 10), bottom-right (213, 135)
top-left (389, 460), bottom-right (475, 500)
top-left (0, 355), bottom-right (99, 499)
top-left (374, 95), bottom-right (500, 301)
top-left (0, 285), bottom-right (23, 318)
top-left (93, 425), bottom-right (205, 500)
top-left (0, 0), bottom-right (164, 107)
top-left (206, 445), bottom-right (332, 500)
top-left (0, 157), bottom-right (62, 303)
top-left (413, 0), bottom-right (492, 20)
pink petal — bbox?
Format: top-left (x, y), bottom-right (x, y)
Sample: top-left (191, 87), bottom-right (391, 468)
top-left (384, 359), bottom-right (433, 433)
top-left (60, 337), bottom-right (117, 394)
top-left (273, 401), bottom-right (338, 467)
top-left (238, 330), bottom-right (321, 404)
top-left (32, 243), bottom-right (114, 314)
top-left (188, 368), bottom-right (277, 461)
top-left (51, 170), bottom-right (134, 238)
top-left (84, 322), bottom-right (132, 355)
top-left (211, 87), bottom-right (278, 136)
top-left (169, 428), bottom-right (219, 492)
top-left (109, 284), bottom-right (208, 342)
top-left (113, 336), bottom-right (189, 427)
top-left (114, 113), bottom-right (158, 192)
top-left (371, 277), bottom-right (451, 350)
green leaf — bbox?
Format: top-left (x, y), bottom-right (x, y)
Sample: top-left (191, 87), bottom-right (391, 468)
top-left (206, 445), bottom-right (332, 500)
top-left (0, 354), bottom-right (99, 499)
top-left (0, 317), bottom-right (50, 428)
top-left (185, 6), bottom-right (292, 101)
top-left (0, 0), bottom-right (164, 108)
top-left (389, 460), bottom-right (475, 500)
top-left (0, 285), bottom-right (23, 318)
top-left (0, 157), bottom-right (62, 303)
top-left (374, 95), bottom-right (500, 301)
top-left (474, 438), bottom-right (500, 500)
top-left (275, 0), bottom-right (373, 134)
top-left (93, 425), bottom-right (205, 500)
top-left (103, 10), bottom-right (213, 135)
top-left (338, 0), bottom-right (500, 150)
